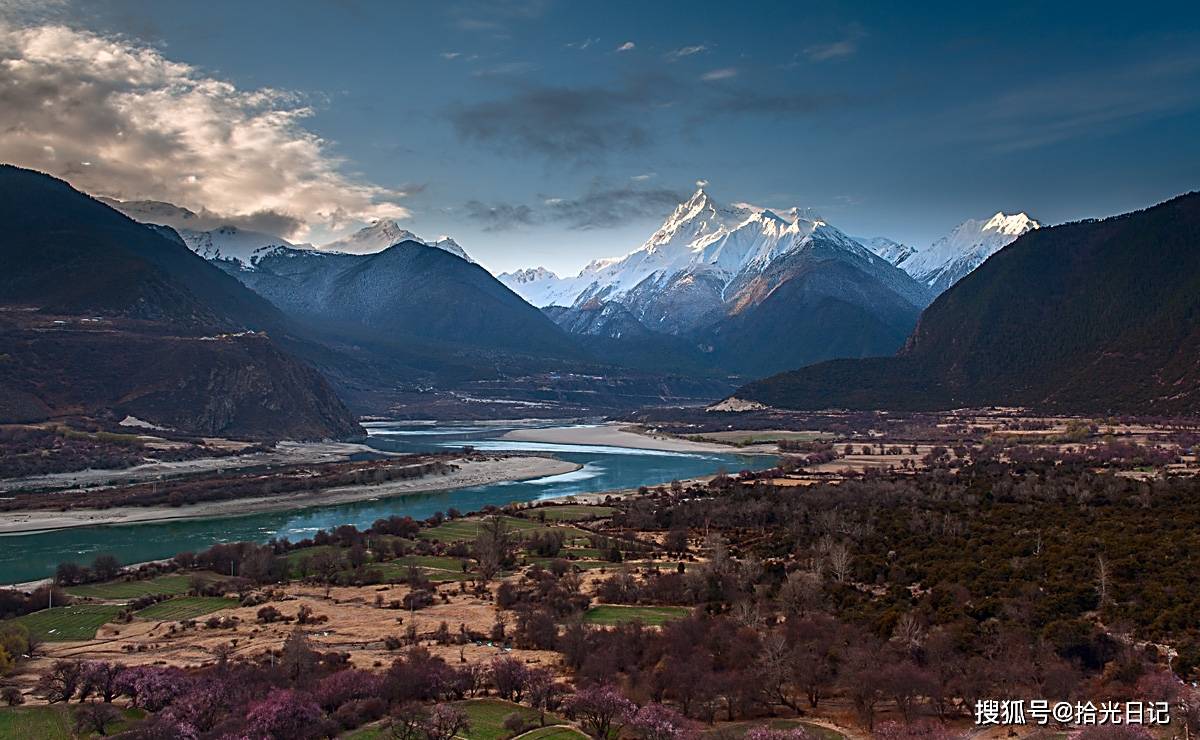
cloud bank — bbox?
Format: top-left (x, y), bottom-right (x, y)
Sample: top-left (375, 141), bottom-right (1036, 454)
top-left (0, 22), bottom-right (410, 239)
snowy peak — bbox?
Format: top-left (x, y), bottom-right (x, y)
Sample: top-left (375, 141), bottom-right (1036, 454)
top-left (321, 220), bottom-right (473, 262)
top-left (856, 236), bottom-right (918, 268)
top-left (500, 266), bottom-right (559, 284)
top-left (903, 210), bottom-right (1040, 294)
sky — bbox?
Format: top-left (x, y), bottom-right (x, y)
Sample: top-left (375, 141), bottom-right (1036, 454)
top-left (1, 0), bottom-right (1198, 275)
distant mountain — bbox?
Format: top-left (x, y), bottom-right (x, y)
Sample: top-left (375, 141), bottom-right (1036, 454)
top-left (0, 166), bottom-right (362, 439)
top-left (501, 188), bottom-right (933, 376)
top-left (220, 241), bottom-right (579, 359)
top-left (856, 236), bottom-right (917, 268)
top-left (903, 212), bottom-right (1039, 294)
top-left (322, 220), bottom-right (473, 262)
top-left (734, 192), bottom-right (1200, 415)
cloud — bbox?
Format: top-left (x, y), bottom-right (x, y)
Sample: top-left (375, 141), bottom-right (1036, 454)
top-left (462, 199), bottom-right (538, 231)
top-left (666, 45), bottom-right (708, 61)
top-left (615, 41), bottom-right (635, 52)
top-left (959, 52), bottom-right (1200, 152)
top-left (0, 22), bottom-right (410, 239)
top-left (804, 25), bottom-right (866, 61)
top-left (441, 51), bottom-right (463, 59)
top-left (566, 38), bottom-right (599, 50)
top-left (463, 183), bottom-right (686, 231)
top-left (447, 81), bottom-right (654, 162)
top-left (98, 197), bottom-right (306, 237)
top-left (544, 184), bottom-right (685, 229)
top-left (701, 67), bottom-right (737, 81)
top-left (630, 172), bottom-right (655, 181)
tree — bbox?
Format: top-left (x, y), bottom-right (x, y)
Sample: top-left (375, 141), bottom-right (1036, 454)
top-left (91, 554), bottom-right (121, 582)
top-left (475, 515), bottom-right (515, 582)
top-left (563, 684), bottom-right (636, 740)
top-left (490, 656), bottom-right (529, 702)
top-left (524, 667), bottom-right (561, 726)
top-left (389, 702), bottom-right (428, 740)
top-left (628, 703), bottom-right (697, 740)
top-left (1, 686), bottom-right (23, 706)
top-left (244, 689), bottom-right (324, 739)
top-left (424, 704), bottom-right (470, 740)
top-left (280, 627), bottom-right (318, 684)
top-left (81, 661), bottom-right (124, 703)
top-left (54, 561), bottom-right (84, 587)
top-left (37, 659), bottom-right (83, 703)
top-left (74, 702), bottom-right (121, 736)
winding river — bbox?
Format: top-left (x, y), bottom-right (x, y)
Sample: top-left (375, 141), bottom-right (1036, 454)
top-left (0, 422), bottom-right (771, 585)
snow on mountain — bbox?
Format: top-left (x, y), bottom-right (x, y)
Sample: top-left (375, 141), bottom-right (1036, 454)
top-left (320, 220), bottom-right (473, 262)
top-left (177, 225), bottom-right (304, 268)
top-left (496, 267), bottom-right (573, 305)
top-left (903, 212), bottom-right (1040, 294)
top-left (505, 188), bottom-right (901, 314)
top-left (856, 236), bottom-right (917, 268)
top-left (99, 197), bottom-right (307, 268)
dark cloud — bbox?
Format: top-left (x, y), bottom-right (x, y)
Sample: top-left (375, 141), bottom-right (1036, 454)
top-left (462, 199), bottom-right (538, 231)
top-left (447, 82), bottom-right (655, 162)
top-left (545, 184), bottom-right (686, 230)
top-left (463, 184), bottom-right (686, 232)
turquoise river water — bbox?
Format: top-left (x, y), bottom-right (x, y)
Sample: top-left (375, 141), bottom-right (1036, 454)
top-left (0, 422), bottom-right (772, 584)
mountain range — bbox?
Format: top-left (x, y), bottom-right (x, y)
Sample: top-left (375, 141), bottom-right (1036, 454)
top-left (501, 188), bottom-right (1040, 376)
top-left (735, 192), bottom-right (1200, 414)
top-left (0, 166), bottom-right (361, 439)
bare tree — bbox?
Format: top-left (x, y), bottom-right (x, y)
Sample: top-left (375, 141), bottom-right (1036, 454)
top-left (826, 542), bottom-right (852, 584)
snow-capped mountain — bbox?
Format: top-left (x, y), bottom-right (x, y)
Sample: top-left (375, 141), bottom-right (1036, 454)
top-left (903, 212), bottom-right (1039, 294)
top-left (321, 219), bottom-right (473, 262)
top-left (99, 197), bottom-right (308, 268)
top-left (503, 187), bottom-right (930, 332)
top-left (856, 236), bottom-right (917, 268)
top-left (177, 225), bottom-right (304, 267)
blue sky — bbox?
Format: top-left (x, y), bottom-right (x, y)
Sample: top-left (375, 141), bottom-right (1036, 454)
top-left (2, 0), bottom-right (1198, 274)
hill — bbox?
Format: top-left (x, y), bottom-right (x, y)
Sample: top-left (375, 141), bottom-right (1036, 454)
top-left (0, 166), bottom-right (361, 439)
top-left (736, 192), bottom-right (1200, 414)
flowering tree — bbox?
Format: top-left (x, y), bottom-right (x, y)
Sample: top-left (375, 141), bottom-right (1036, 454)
top-left (424, 704), bottom-right (470, 740)
top-left (116, 665), bottom-right (190, 712)
top-left (315, 669), bottom-right (385, 712)
top-left (80, 661), bottom-right (124, 703)
top-left (628, 703), bottom-right (698, 740)
top-left (1075, 726), bottom-right (1155, 740)
top-left (562, 684), bottom-right (636, 740)
top-left (243, 688), bottom-right (324, 739)
top-left (490, 656), bottom-right (530, 702)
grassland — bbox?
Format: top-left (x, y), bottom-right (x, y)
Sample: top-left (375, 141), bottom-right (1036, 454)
top-left (518, 726), bottom-right (590, 740)
top-left (523, 504), bottom-right (617, 522)
top-left (12, 604), bottom-right (123, 641)
top-left (452, 698), bottom-right (563, 740)
top-left (706, 719), bottom-right (847, 740)
top-left (419, 516), bottom-right (544, 541)
top-left (64, 573), bottom-right (196, 600)
top-left (0, 705), bottom-right (144, 738)
top-left (135, 596), bottom-right (238, 620)
top-left (582, 604), bottom-right (691, 626)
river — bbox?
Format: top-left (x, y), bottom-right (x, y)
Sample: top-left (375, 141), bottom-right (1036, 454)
top-left (0, 422), bottom-right (772, 585)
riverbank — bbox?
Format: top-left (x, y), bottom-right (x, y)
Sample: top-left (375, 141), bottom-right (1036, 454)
top-left (500, 422), bottom-right (775, 453)
top-left (0, 455), bottom-right (580, 535)
top-left (0, 441), bottom-right (388, 494)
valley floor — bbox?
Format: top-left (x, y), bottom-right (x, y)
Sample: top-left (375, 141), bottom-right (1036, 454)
top-left (500, 422), bottom-right (775, 453)
top-left (0, 456), bottom-right (580, 536)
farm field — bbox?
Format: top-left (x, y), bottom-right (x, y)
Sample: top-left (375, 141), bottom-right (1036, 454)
top-left (0, 705), bottom-right (144, 738)
top-left (582, 604), bottom-right (691, 626)
top-left (524, 504), bottom-right (616, 521)
top-left (135, 596), bottom-right (238, 620)
top-left (11, 604), bottom-right (122, 641)
top-left (64, 573), bottom-right (197, 600)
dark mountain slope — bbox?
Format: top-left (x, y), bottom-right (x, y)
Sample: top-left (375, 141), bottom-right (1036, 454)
top-left (0, 166), bottom-right (360, 439)
top-left (234, 243), bottom-right (582, 358)
top-left (737, 192), bottom-right (1200, 414)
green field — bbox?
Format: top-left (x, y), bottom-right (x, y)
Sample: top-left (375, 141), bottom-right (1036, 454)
top-left (518, 726), bottom-right (589, 740)
top-left (420, 516), bottom-right (545, 542)
top-left (64, 573), bottom-right (196, 600)
top-left (392, 555), bottom-right (471, 572)
top-left (0, 705), bottom-right (144, 738)
top-left (453, 698), bottom-right (563, 740)
top-left (706, 719), bottom-right (846, 740)
top-left (135, 596), bottom-right (238, 621)
top-left (340, 699), bottom-right (563, 740)
top-left (524, 505), bottom-right (617, 522)
top-left (583, 605), bottom-right (691, 626)
top-left (11, 604), bottom-right (123, 641)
